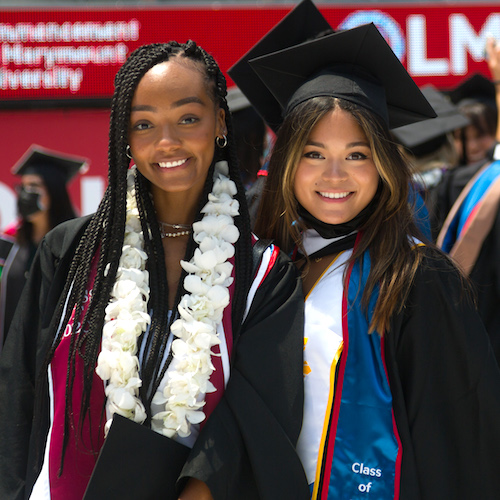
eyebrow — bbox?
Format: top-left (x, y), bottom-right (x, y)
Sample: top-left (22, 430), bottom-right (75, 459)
top-left (131, 96), bottom-right (205, 113)
top-left (306, 140), bottom-right (370, 148)
top-left (172, 96), bottom-right (205, 108)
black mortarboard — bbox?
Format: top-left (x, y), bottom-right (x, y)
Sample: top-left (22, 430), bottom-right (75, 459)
top-left (83, 414), bottom-right (190, 500)
top-left (245, 22), bottom-right (436, 130)
top-left (447, 72), bottom-right (496, 108)
top-left (228, 0), bottom-right (332, 132)
top-left (12, 144), bottom-right (89, 183)
top-left (392, 85), bottom-right (470, 156)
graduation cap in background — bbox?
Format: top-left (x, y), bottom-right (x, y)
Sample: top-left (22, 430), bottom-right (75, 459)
top-left (447, 72), bottom-right (497, 109)
top-left (12, 144), bottom-right (89, 183)
top-left (392, 85), bottom-right (470, 157)
top-left (244, 22), bottom-right (436, 131)
top-left (228, 0), bottom-right (332, 132)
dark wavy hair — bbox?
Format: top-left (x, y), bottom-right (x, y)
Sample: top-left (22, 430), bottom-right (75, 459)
top-left (35, 41), bottom-right (252, 472)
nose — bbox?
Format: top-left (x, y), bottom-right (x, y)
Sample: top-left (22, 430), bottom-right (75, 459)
top-left (467, 136), bottom-right (479, 152)
top-left (157, 123), bottom-right (181, 149)
top-left (321, 158), bottom-right (347, 181)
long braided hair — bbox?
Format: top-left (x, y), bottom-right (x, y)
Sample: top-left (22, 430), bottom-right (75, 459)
top-left (36, 41), bottom-right (253, 470)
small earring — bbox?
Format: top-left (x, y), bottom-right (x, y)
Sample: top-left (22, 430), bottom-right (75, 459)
top-left (216, 135), bottom-right (228, 149)
top-left (126, 145), bottom-right (133, 159)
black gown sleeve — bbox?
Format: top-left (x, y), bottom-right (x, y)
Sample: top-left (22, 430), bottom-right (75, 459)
top-left (178, 250), bottom-right (309, 500)
top-left (385, 249), bottom-right (500, 499)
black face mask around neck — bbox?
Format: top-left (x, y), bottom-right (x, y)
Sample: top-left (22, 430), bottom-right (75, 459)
top-left (297, 187), bottom-right (381, 239)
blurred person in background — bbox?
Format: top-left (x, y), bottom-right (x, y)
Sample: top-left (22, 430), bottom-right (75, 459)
top-left (0, 145), bottom-right (85, 351)
top-left (392, 85), bottom-right (469, 237)
top-left (436, 41), bottom-right (500, 221)
top-left (449, 72), bottom-right (498, 167)
top-left (435, 37), bottom-right (500, 363)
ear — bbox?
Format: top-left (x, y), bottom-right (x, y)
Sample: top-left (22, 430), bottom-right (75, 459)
top-left (216, 108), bottom-right (227, 137)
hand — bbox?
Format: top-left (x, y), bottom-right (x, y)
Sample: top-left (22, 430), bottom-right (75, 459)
top-left (485, 36), bottom-right (500, 143)
top-left (485, 36), bottom-right (500, 82)
top-left (178, 478), bottom-right (214, 500)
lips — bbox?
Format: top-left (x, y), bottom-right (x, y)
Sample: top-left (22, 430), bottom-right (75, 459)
top-left (318, 191), bottom-right (352, 199)
top-left (157, 158), bottom-right (188, 168)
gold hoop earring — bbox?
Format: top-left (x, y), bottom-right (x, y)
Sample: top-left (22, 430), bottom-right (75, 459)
top-left (216, 135), bottom-right (228, 149)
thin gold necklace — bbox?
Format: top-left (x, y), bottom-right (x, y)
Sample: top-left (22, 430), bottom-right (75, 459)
top-left (158, 221), bottom-right (191, 238)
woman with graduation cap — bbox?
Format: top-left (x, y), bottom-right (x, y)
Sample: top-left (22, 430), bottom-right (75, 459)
top-left (230, 2), bottom-right (500, 498)
top-left (0, 145), bottom-right (85, 350)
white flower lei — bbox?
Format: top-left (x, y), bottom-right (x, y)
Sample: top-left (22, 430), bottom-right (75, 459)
top-left (96, 161), bottom-right (239, 438)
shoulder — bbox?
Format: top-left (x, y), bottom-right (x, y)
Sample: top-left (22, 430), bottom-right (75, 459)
top-left (41, 214), bottom-right (93, 259)
top-left (251, 238), bottom-right (298, 289)
top-left (439, 160), bottom-right (487, 200)
top-left (400, 244), bottom-right (475, 319)
top-left (412, 244), bottom-right (467, 289)
top-left (243, 238), bottom-right (302, 324)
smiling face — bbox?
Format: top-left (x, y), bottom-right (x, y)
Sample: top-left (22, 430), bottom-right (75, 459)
top-left (294, 107), bottom-right (380, 226)
top-left (128, 58), bottom-right (226, 210)
top-left (453, 124), bottom-right (495, 164)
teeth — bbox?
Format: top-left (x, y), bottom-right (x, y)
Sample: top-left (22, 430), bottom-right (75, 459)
top-left (319, 191), bottom-right (351, 199)
top-left (158, 159), bottom-right (187, 168)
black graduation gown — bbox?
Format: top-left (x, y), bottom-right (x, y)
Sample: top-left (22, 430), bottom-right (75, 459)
top-left (434, 158), bottom-right (500, 363)
top-left (0, 235), bottom-right (37, 348)
top-left (0, 216), bottom-right (309, 500)
top-left (385, 249), bottom-right (500, 498)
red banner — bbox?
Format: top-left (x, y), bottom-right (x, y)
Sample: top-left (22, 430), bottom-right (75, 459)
top-left (1, 3), bottom-right (500, 102)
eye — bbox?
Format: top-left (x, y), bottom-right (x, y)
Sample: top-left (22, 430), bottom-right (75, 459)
top-left (131, 121), bottom-right (152, 131)
top-left (303, 150), bottom-right (324, 160)
top-left (180, 116), bottom-right (200, 125)
top-left (19, 184), bottom-right (43, 194)
top-left (347, 151), bottom-right (368, 160)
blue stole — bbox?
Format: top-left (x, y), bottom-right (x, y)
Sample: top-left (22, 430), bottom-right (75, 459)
top-left (440, 160), bottom-right (500, 253)
top-left (315, 250), bottom-right (401, 499)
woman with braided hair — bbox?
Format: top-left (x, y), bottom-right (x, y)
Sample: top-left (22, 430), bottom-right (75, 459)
top-left (0, 41), bottom-right (308, 500)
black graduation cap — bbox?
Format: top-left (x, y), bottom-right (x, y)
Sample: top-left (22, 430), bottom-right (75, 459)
top-left (447, 72), bottom-right (496, 108)
top-left (246, 22), bottom-right (436, 130)
top-left (392, 85), bottom-right (470, 156)
top-left (12, 144), bottom-right (89, 183)
top-left (228, 0), bottom-right (332, 132)
top-left (84, 414), bottom-right (190, 500)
